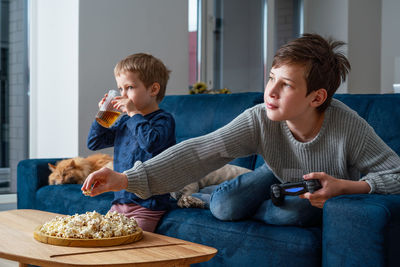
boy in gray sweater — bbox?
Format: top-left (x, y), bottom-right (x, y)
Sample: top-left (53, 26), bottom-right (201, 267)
top-left (82, 33), bottom-right (400, 226)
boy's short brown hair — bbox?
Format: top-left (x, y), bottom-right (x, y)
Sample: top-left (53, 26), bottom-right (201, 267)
top-left (114, 53), bottom-right (171, 102)
top-left (272, 33), bottom-right (351, 112)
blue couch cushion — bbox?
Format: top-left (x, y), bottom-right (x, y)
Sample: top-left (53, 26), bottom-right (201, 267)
top-left (17, 158), bottom-right (64, 209)
top-left (160, 93), bottom-right (264, 170)
top-left (323, 194), bottom-right (400, 267)
top-left (334, 94), bottom-right (400, 155)
top-left (36, 184), bottom-right (113, 215)
top-left (160, 93), bottom-right (264, 142)
top-left (156, 208), bottom-right (322, 267)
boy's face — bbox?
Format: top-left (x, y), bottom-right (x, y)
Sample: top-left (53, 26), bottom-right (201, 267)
top-left (115, 71), bottom-right (157, 113)
top-left (264, 64), bottom-right (318, 122)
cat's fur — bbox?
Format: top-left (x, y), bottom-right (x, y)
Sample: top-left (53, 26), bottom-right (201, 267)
top-left (48, 154), bottom-right (113, 185)
top-left (171, 164), bottom-right (251, 208)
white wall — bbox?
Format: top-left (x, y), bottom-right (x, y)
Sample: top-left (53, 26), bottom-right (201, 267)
top-left (381, 0), bottom-right (400, 92)
top-left (221, 0), bottom-right (264, 92)
top-left (303, 0), bottom-right (349, 93)
top-left (78, 0), bottom-right (188, 156)
top-left (303, 0), bottom-right (395, 94)
top-left (348, 0), bottom-right (381, 93)
top-left (30, 0), bottom-right (189, 158)
top-left (29, 0), bottom-right (79, 158)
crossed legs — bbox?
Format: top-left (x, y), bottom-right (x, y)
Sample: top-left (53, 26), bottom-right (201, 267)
top-left (209, 163), bottom-right (322, 226)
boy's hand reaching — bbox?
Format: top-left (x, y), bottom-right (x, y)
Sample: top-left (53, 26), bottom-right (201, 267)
top-left (112, 96), bottom-right (138, 116)
top-left (81, 167), bottom-right (128, 197)
top-left (299, 172), bottom-right (371, 208)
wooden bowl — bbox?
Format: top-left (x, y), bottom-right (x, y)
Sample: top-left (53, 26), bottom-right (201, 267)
top-left (33, 226), bottom-right (143, 247)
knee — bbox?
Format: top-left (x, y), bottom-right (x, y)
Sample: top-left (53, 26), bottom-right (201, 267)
top-left (210, 199), bottom-right (237, 221)
top-left (209, 189), bottom-right (236, 221)
top-left (263, 197), bottom-right (322, 226)
top-left (210, 185), bottom-right (247, 221)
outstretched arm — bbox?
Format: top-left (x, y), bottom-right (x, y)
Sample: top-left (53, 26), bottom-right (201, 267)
top-left (82, 106), bottom-right (262, 199)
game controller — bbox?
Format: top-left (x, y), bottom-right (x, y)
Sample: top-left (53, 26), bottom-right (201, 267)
top-left (270, 179), bottom-right (322, 206)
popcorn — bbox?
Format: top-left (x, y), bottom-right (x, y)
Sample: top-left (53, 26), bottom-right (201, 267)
top-left (82, 189), bottom-right (92, 196)
top-left (39, 211), bottom-right (139, 239)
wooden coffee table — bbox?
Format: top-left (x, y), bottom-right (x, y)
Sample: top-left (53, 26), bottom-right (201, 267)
top-left (0, 209), bottom-right (217, 266)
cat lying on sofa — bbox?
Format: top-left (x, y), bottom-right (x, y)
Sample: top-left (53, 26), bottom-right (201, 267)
top-left (170, 164), bottom-right (251, 208)
top-left (49, 154), bottom-right (250, 209)
top-left (48, 154), bottom-right (113, 185)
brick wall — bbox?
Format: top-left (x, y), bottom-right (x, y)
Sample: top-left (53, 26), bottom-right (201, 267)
top-left (8, 0), bottom-right (28, 193)
top-left (275, 0), bottom-right (295, 52)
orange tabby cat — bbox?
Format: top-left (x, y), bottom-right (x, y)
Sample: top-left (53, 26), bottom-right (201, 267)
top-left (48, 154), bottom-right (113, 185)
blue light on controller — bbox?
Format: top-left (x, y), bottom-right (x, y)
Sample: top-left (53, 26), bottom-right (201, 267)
top-left (285, 187), bottom-right (304, 193)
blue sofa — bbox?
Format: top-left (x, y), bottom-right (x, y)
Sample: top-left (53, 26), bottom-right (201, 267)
top-left (18, 93), bottom-right (400, 267)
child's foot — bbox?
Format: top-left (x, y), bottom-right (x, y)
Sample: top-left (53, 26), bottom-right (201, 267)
top-left (177, 195), bottom-right (206, 209)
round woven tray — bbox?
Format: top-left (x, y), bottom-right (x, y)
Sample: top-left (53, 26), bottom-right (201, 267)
top-left (33, 226), bottom-right (143, 247)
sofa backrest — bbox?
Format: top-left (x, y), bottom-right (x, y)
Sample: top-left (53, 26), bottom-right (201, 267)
top-left (160, 93), bottom-right (400, 170)
top-left (160, 92), bottom-right (264, 169)
top-left (334, 94), bottom-right (400, 156)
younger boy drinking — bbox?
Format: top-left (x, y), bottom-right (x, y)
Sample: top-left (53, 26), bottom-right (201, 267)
top-left (86, 53), bottom-right (175, 232)
top-left (83, 34), bottom-right (400, 226)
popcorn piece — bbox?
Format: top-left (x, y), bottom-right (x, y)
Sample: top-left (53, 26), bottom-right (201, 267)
top-left (82, 189), bottom-right (92, 196)
top-left (39, 211), bottom-right (139, 239)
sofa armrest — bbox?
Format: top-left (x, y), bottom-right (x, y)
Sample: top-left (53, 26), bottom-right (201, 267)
top-left (322, 194), bottom-right (400, 267)
top-left (17, 158), bottom-right (64, 209)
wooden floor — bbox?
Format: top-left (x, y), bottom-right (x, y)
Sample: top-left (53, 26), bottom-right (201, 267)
top-left (0, 194), bottom-right (17, 212)
top-left (0, 258), bottom-right (18, 267)
top-left (0, 194), bottom-right (18, 266)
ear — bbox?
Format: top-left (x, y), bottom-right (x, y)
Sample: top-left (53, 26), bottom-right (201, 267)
top-left (150, 83), bottom-right (160, 97)
top-left (69, 160), bottom-right (76, 168)
top-left (310, 88), bottom-right (327, 108)
top-left (48, 163), bottom-right (56, 172)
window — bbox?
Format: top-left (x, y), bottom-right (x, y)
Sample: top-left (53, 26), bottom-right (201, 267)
top-left (188, 0), bottom-right (198, 88)
top-left (0, 0), bottom-right (29, 194)
top-left (0, 0), bottom-right (10, 193)
top-left (189, 0), bottom-right (303, 93)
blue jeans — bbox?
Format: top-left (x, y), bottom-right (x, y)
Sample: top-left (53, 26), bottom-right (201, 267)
top-left (208, 163), bottom-right (322, 226)
top-left (191, 185), bottom-right (218, 209)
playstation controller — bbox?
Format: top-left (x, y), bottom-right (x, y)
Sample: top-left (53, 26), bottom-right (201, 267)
top-left (270, 179), bottom-right (322, 206)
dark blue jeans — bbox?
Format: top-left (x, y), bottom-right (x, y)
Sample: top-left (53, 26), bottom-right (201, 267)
top-left (207, 163), bottom-right (322, 226)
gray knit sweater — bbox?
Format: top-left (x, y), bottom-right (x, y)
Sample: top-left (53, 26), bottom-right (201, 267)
top-left (124, 99), bottom-right (400, 199)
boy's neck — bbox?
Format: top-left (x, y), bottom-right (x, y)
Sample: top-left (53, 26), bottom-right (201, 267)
top-left (286, 111), bottom-right (325, 142)
top-left (142, 105), bottom-right (160, 116)
top-left (129, 103), bottom-right (160, 117)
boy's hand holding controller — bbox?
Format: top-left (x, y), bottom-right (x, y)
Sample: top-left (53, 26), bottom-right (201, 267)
top-left (299, 172), bottom-right (371, 208)
top-left (271, 178), bottom-right (322, 206)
